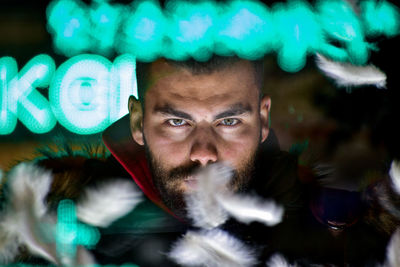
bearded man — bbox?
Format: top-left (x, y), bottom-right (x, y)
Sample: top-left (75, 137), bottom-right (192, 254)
top-left (1, 55), bottom-right (397, 267)
top-left (97, 55), bottom-right (310, 264)
top-left (104, 56), bottom-right (298, 216)
top-left (100, 55), bottom-right (399, 266)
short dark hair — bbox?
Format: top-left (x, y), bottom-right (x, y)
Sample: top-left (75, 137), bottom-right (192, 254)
top-left (135, 55), bottom-right (265, 107)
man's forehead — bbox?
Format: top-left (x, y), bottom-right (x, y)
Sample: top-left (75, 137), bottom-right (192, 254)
top-left (147, 57), bottom-right (256, 82)
top-left (145, 58), bottom-right (258, 91)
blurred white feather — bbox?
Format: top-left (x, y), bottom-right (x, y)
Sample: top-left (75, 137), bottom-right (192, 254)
top-left (7, 162), bottom-right (52, 218)
top-left (217, 194), bottom-right (283, 226)
top-left (266, 253), bottom-right (297, 267)
top-left (0, 163), bottom-right (59, 264)
top-left (185, 164), bottom-right (232, 229)
top-left (0, 163), bottom-right (98, 266)
top-left (0, 225), bottom-right (20, 264)
top-left (168, 229), bottom-right (257, 267)
top-left (77, 179), bottom-right (143, 227)
top-left (389, 161), bottom-right (400, 195)
top-left (316, 54), bottom-right (386, 88)
top-left (384, 229), bottom-right (400, 267)
top-left (185, 163), bottom-right (283, 228)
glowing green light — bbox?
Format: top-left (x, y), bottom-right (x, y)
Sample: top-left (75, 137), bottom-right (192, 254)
top-left (216, 0), bottom-right (275, 60)
top-left (165, 0), bottom-right (217, 61)
top-left (2, 55), bottom-right (57, 134)
top-left (316, 0), bottom-right (368, 64)
top-left (56, 199), bottom-right (99, 264)
top-left (110, 54), bottom-right (138, 122)
top-left (1, 54), bottom-right (137, 135)
top-left (46, 0), bottom-right (400, 71)
top-left (274, 0), bottom-right (321, 72)
top-left (50, 54), bottom-right (112, 135)
top-left (49, 54), bottom-right (137, 135)
top-left (361, 0), bottom-right (400, 37)
top-left (90, 1), bottom-right (124, 56)
top-left (118, 0), bottom-right (166, 62)
top-left (0, 57), bottom-right (18, 135)
top-left (46, 0), bottom-right (91, 56)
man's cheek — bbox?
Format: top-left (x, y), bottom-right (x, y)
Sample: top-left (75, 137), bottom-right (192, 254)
top-left (219, 137), bottom-right (258, 160)
top-left (155, 141), bottom-right (190, 167)
top-left (219, 125), bottom-right (260, 144)
top-left (165, 179), bottom-right (185, 191)
top-left (154, 124), bottom-right (191, 142)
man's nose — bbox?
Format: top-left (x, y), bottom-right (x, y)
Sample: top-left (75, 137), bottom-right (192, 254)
top-left (189, 126), bottom-right (218, 166)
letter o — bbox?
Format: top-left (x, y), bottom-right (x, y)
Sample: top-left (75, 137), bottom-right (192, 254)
top-left (49, 54), bottom-right (112, 134)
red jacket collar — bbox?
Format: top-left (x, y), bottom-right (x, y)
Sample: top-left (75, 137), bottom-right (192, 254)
top-left (102, 115), bottom-right (173, 215)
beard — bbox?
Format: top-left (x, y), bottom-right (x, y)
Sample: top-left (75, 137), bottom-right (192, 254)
top-left (143, 137), bottom-right (257, 220)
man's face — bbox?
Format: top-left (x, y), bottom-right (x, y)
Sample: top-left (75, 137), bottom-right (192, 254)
top-left (130, 59), bottom-right (270, 218)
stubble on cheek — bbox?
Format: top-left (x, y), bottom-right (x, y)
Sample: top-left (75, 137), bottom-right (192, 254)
top-left (145, 144), bottom-right (201, 217)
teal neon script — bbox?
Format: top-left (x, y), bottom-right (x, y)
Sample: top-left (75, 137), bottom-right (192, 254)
top-left (0, 54), bottom-right (137, 135)
top-left (46, 0), bottom-right (400, 72)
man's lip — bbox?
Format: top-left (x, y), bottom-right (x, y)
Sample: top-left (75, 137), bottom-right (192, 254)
top-left (184, 175), bottom-right (196, 181)
top-left (184, 176), bottom-right (198, 189)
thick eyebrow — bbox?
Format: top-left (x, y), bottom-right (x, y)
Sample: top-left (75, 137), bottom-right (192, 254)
top-left (153, 104), bottom-right (193, 121)
top-left (214, 103), bottom-right (253, 120)
top-left (153, 103), bottom-right (253, 121)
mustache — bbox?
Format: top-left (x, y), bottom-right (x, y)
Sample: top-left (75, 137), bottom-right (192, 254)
top-left (168, 161), bottom-right (201, 182)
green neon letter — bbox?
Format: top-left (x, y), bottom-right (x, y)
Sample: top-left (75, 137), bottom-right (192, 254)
top-left (50, 54), bottom-right (137, 134)
top-left (110, 54), bottom-right (138, 122)
top-left (10, 55), bottom-right (56, 134)
top-left (50, 54), bottom-right (113, 134)
top-left (0, 57), bottom-right (18, 135)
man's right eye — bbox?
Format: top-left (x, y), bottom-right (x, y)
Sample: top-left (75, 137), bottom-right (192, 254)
top-left (167, 119), bottom-right (187, 127)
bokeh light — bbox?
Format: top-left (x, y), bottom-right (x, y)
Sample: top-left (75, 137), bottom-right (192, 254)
top-left (45, 0), bottom-right (400, 67)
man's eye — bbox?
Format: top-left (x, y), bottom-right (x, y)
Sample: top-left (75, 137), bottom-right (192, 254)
top-left (168, 119), bottom-right (187, 126)
top-left (220, 118), bottom-right (239, 126)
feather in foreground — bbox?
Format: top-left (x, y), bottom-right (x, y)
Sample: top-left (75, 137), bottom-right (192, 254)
top-left (0, 162), bottom-right (142, 266)
top-left (0, 163), bottom-right (59, 264)
top-left (316, 54), bottom-right (386, 88)
top-left (384, 229), bottom-right (400, 267)
top-left (184, 164), bottom-right (232, 228)
top-left (185, 163), bottom-right (283, 229)
top-left (266, 253), bottom-right (298, 267)
top-left (77, 179), bottom-right (143, 227)
top-left (168, 229), bottom-right (257, 267)
top-left (217, 194), bottom-right (283, 226)
top-left (389, 161), bottom-right (400, 195)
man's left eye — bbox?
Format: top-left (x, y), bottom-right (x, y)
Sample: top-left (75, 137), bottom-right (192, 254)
top-left (168, 119), bottom-right (187, 126)
top-left (220, 118), bottom-right (239, 126)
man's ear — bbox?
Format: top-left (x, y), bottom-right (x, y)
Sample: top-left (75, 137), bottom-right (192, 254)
top-left (260, 95), bottom-right (271, 143)
top-left (128, 95), bottom-right (144, 145)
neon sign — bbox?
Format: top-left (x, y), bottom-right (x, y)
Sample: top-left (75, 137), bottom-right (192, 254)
top-left (0, 54), bottom-right (137, 135)
top-left (2, 0), bottom-right (399, 135)
top-left (46, 0), bottom-right (400, 72)
top-left (56, 199), bottom-right (99, 265)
